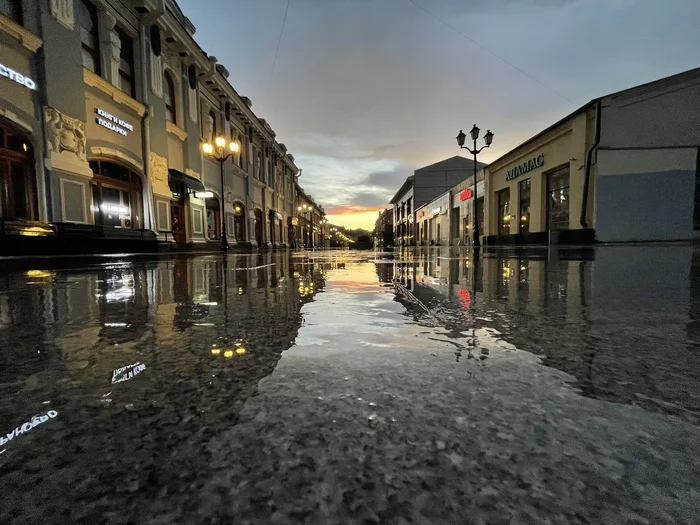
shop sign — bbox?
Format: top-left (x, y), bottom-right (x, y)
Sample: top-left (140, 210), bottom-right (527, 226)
top-left (505, 153), bottom-right (544, 181)
top-left (0, 63), bottom-right (36, 90)
top-left (459, 188), bottom-right (473, 201)
top-left (95, 108), bottom-right (134, 137)
top-left (431, 206), bottom-right (442, 216)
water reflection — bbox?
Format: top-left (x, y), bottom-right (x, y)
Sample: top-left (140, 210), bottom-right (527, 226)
top-left (388, 245), bottom-right (700, 423)
top-left (0, 252), bottom-right (326, 523)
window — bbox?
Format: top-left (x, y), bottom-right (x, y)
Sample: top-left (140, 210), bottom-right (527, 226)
top-left (407, 197), bottom-right (412, 215)
top-left (498, 188), bottom-right (511, 235)
top-left (77, 0), bottom-right (100, 75)
top-left (519, 178), bottom-right (531, 234)
top-left (207, 110), bottom-right (216, 140)
top-left (164, 71), bottom-right (176, 123)
top-left (230, 127), bottom-right (242, 167)
top-left (0, 121), bottom-right (37, 220)
top-left (115, 27), bottom-right (135, 97)
top-left (547, 166), bottom-right (570, 230)
top-left (0, 0), bottom-right (22, 25)
top-left (89, 160), bottom-right (143, 229)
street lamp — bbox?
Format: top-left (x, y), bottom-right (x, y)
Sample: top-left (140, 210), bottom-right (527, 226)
top-left (456, 124), bottom-right (493, 248)
top-left (201, 134), bottom-right (241, 250)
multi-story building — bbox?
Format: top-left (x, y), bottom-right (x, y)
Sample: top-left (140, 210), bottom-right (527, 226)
top-left (0, 0), bottom-right (318, 254)
top-left (294, 183), bottom-right (325, 248)
top-left (374, 208), bottom-right (394, 247)
top-left (390, 156), bottom-right (487, 246)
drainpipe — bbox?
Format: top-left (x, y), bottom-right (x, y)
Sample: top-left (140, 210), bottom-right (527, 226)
top-left (580, 99), bottom-right (601, 228)
top-left (139, 0), bottom-right (165, 232)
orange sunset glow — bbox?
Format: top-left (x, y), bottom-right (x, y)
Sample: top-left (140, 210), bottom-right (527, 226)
top-left (325, 206), bottom-right (390, 230)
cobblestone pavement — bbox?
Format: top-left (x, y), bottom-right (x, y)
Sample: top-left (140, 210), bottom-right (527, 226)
top-left (1, 248), bottom-right (699, 524)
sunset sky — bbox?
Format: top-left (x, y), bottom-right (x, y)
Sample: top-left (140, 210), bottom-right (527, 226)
top-left (179, 0), bottom-right (700, 230)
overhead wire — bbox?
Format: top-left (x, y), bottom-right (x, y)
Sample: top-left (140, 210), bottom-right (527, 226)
top-left (405, 0), bottom-right (575, 105)
top-left (266, 0), bottom-right (292, 101)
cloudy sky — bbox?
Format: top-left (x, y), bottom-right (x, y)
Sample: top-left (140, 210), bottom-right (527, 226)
top-left (179, 0), bottom-right (700, 229)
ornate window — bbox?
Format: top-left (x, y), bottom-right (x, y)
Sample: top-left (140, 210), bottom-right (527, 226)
top-left (0, 121), bottom-right (37, 220)
top-left (164, 71), bottom-right (176, 124)
top-left (88, 159), bottom-right (143, 229)
top-left (77, 0), bottom-right (100, 75)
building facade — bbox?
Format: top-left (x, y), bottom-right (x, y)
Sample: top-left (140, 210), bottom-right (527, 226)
top-left (294, 183), bottom-right (326, 248)
top-left (0, 0), bottom-right (320, 254)
top-left (374, 208), bottom-right (394, 247)
top-left (391, 156), bottom-right (487, 246)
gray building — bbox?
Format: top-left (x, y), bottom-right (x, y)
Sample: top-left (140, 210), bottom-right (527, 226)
top-left (0, 0), bottom-right (323, 254)
top-left (390, 156), bottom-right (486, 246)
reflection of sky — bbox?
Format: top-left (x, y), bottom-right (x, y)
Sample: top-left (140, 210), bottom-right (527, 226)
top-left (179, 0), bottom-right (700, 229)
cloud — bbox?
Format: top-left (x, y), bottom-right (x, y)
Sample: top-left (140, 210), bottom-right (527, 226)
top-left (325, 205), bottom-right (388, 216)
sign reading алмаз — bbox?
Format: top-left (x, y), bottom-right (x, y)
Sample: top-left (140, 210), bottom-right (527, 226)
top-left (506, 153), bottom-right (544, 181)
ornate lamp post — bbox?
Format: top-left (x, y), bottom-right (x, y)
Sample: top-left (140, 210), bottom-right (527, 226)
top-left (201, 135), bottom-right (240, 250)
top-left (456, 125), bottom-right (494, 248)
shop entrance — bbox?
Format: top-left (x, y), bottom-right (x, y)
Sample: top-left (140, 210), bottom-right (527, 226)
top-left (547, 166), bottom-right (570, 231)
top-left (206, 198), bottom-right (221, 240)
top-left (254, 209), bottom-right (264, 245)
top-left (0, 120), bottom-right (37, 221)
top-left (168, 177), bottom-right (187, 246)
top-left (233, 202), bottom-right (246, 241)
top-left (89, 159), bottom-right (143, 229)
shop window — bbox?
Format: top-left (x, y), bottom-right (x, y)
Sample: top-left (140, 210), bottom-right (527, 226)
top-left (77, 0), bottom-right (100, 75)
top-left (206, 198), bottom-right (220, 239)
top-left (519, 178), bottom-right (531, 234)
top-left (498, 188), bottom-right (511, 235)
top-left (233, 203), bottom-right (246, 241)
top-left (116, 27), bottom-right (135, 98)
top-left (0, 121), bottom-right (37, 220)
top-left (164, 71), bottom-right (176, 124)
top-left (89, 159), bottom-right (143, 229)
top-left (547, 166), bottom-right (570, 231)
top-left (0, 0), bottom-right (22, 25)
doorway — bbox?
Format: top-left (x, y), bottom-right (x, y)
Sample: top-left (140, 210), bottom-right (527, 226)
top-left (0, 121), bottom-right (37, 221)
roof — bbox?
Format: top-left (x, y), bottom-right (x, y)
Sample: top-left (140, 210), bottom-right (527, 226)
top-left (488, 66), bottom-right (700, 169)
top-left (416, 155), bottom-right (487, 172)
top-left (390, 176), bottom-right (414, 204)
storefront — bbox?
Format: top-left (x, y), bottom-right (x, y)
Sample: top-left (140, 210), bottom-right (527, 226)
top-left (485, 110), bottom-right (592, 245)
top-left (0, 119), bottom-right (38, 221)
top-left (233, 202), bottom-right (246, 241)
top-left (88, 159), bottom-right (143, 229)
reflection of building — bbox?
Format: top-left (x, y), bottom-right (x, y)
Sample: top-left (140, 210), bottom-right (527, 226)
top-left (374, 208), bottom-right (394, 247)
top-left (0, 0), bottom-right (326, 255)
top-left (390, 157), bottom-right (486, 246)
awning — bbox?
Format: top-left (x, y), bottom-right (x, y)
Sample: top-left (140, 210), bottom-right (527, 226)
top-left (168, 169), bottom-right (205, 192)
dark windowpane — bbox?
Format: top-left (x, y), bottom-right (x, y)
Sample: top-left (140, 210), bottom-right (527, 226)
top-left (519, 178), bottom-right (531, 233)
top-left (5, 132), bottom-right (26, 153)
top-left (548, 167), bottom-right (570, 230)
top-left (116, 27), bottom-right (135, 97)
top-left (498, 188), bottom-right (511, 235)
top-left (78, 0), bottom-right (100, 75)
top-left (164, 72), bottom-right (176, 123)
top-left (0, 0), bottom-right (23, 25)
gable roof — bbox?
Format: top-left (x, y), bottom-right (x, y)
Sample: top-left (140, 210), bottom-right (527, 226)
top-left (390, 176), bottom-right (414, 204)
top-left (416, 155), bottom-right (488, 172)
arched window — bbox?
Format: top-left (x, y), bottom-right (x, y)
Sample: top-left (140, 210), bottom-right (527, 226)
top-left (88, 159), bottom-right (143, 229)
top-left (164, 71), bottom-right (176, 124)
top-left (0, 120), bottom-right (37, 220)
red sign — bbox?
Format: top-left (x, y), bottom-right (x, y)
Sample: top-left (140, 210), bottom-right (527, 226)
top-left (459, 188), bottom-right (473, 201)
top-left (417, 210), bottom-right (425, 219)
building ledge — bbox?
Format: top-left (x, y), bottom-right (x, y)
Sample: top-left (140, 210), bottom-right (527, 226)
top-left (83, 69), bottom-right (147, 117)
top-left (166, 121), bottom-right (187, 141)
top-left (0, 15), bottom-right (42, 52)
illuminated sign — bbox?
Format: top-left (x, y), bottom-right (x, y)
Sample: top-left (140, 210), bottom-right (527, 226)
top-left (95, 108), bottom-right (134, 136)
top-left (431, 206), bottom-right (442, 216)
top-left (506, 153), bottom-right (544, 181)
top-left (0, 411), bottom-right (58, 447)
top-left (0, 63), bottom-right (36, 90)
top-left (111, 362), bottom-right (147, 384)
top-left (459, 188), bottom-right (473, 201)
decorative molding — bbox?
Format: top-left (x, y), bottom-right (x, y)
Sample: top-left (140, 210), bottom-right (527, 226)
top-left (192, 208), bottom-right (204, 234)
top-left (188, 86), bottom-right (198, 123)
top-left (91, 146), bottom-right (143, 171)
top-left (0, 108), bottom-right (32, 133)
top-left (50, 0), bottom-right (74, 30)
top-left (149, 152), bottom-right (169, 198)
top-left (44, 107), bottom-right (93, 177)
top-left (83, 69), bottom-right (146, 116)
top-left (0, 15), bottom-right (43, 52)
top-left (166, 120), bottom-right (188, 141)
top-left (150, 52), bottom-right (163, 98)
top-left (59, 178), bottom-right (87, 223)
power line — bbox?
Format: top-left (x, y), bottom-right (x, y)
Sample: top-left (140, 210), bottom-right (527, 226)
top-left (266, 0), bottom-right (292, 100)
top-left (406, 0), bottom-right (575, 105)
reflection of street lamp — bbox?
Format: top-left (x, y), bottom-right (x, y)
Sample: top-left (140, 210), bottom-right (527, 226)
top-left (456, 125), bottom-right (494, 249)
top-left (201, 135), bottom-right (241, 250)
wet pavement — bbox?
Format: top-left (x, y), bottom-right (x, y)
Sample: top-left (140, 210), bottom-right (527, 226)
top-left (1, 247), bottom-right (699, 524)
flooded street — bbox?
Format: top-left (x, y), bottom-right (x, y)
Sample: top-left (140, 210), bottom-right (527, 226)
top-left (1, 248), bottom-right (700, 524)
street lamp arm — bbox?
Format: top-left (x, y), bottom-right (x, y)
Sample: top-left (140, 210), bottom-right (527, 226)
top-left (459, 144), bottom-right (490, 155)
